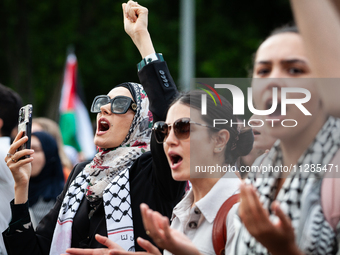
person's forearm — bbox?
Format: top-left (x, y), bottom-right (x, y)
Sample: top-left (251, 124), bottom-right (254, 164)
top-left (14, 183), bottom-right (29, 204)
top-left (132, 30), bottom-right (155, 59)
top-left (290, 0), bottom-right (340, 77)
top-left (290, 0), bottom-right (340, 117)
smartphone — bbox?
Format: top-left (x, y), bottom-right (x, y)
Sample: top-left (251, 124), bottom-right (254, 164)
top-left (17, 104), bottom-right (33, 159)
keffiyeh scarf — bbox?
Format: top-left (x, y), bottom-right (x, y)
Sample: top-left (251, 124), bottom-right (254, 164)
top-left (234, 117), bottom-right (340, 255)
top-left (50, 82), bottom-right (153, 254)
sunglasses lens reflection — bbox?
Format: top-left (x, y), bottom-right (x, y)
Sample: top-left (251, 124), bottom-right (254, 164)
top-left (91, 96), bottom-right (134, 114)
top-left (112, 97), bottom-right (129, 113)
top-left (174, 119), bottom-right (190, 140)
top-left (153, 119), bottom-right (191, 143)
top-left (92, 96), bottom-right (109, 113)
top-left (153, 122), bottom-right (168, 143)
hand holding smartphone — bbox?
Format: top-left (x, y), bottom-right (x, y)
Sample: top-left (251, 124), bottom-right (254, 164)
top-left (17, 104), bottom-right (33, 159)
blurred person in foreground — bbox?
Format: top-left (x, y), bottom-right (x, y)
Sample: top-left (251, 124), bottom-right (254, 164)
top-left (232, 25), bottom-right (340, 255)
top-left (0, 84), bottom-right (22, 255)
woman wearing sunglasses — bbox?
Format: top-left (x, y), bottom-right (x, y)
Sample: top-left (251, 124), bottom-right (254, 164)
top-left (2, 2), bottom-right (185, 254)
top-left (149, 90), bottom-right (253, 255)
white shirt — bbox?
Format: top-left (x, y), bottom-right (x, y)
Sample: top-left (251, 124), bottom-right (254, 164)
top-left (164, 177), bottom-right (240, 255)
top-left (0, 137), bottom-right (14, 255)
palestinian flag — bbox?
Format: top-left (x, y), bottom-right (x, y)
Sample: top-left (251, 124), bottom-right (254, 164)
top-left (59, 52), bottom-right (96, 161)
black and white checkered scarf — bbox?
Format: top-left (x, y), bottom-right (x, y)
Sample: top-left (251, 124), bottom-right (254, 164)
top-left (233, 117), bottom-right (340, 255)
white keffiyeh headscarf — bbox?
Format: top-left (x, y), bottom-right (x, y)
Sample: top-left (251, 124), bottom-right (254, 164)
top-left (50, 82), bottom-right (153, 254)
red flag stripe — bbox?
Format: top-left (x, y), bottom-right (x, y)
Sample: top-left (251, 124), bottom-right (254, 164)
top-left (60, 54), bottom-right (77, 112)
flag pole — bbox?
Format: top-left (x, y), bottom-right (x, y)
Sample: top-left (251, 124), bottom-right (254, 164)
top-left (179, 0), bottom-right (195, 92)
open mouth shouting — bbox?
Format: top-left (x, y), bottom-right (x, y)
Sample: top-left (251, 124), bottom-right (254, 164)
top-left (167, 151), bottom-right (183, 170)
top-left (253, 129), bottom-right (261, 136)
top-left (97, 117), bottom-right (111, 135)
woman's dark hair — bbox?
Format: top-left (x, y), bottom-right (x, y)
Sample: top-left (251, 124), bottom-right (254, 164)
top-left (170, 90), bottom-right (253, 165)
top-left (248, 23), bottom-right (299, 77)
top-left (0, 84), bottom-right (22, 137)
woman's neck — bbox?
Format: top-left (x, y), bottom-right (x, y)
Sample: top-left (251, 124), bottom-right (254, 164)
top-left (190, 177), bottom-right (220, 205)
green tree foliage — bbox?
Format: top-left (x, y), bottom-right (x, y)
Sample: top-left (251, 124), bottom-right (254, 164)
top-left (0, 0), bottom-right (292, 120)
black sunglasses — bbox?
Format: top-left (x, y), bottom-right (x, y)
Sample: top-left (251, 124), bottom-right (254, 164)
top-left (91, 95), bottom-right (137, 114)
top-left (152, 117), bottom-right (219, 144)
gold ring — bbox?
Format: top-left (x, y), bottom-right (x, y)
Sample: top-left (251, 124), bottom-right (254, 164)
top-left (7, 153), bottom-right (13, 158)
top-left (146, 230), bottom-right (150, 235)
top-left (12, 158), bottom-right (17, 163)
